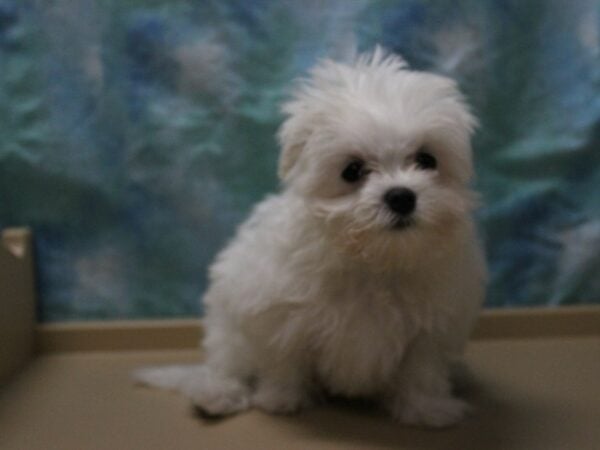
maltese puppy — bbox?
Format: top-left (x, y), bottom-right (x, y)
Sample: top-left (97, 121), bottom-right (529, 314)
top-left (135, 48), bottom-right (487, 428)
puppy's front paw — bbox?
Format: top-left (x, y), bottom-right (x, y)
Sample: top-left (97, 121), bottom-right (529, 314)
top-left (393, 394), bottom-right (470, 428)
top-left (252, 384), bottom-right (312, 415)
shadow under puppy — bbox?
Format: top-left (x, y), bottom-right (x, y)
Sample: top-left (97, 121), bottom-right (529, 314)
top-left (135, 47), bottom-right (487, 428)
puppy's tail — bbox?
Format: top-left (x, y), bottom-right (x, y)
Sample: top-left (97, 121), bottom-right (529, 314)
top-left (132, 364), bottom-right (202, 392)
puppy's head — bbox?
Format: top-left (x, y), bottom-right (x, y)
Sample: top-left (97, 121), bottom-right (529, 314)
top-left (278, 48), bottom-right (478, 267)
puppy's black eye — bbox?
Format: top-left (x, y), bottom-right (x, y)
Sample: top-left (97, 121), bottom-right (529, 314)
top-left (341, 160), bottom-right (366, 183)
top-left (415, 151), bottom-right (437, 170)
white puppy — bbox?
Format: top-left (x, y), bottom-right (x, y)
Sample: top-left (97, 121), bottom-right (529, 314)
top-left (136, 48), bottom-right (487, 428)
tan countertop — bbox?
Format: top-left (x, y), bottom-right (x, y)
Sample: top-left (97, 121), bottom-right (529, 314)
top-left (1, 335), bottom-right (599, 450)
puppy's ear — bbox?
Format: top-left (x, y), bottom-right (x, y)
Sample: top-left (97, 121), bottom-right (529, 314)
top-left (277, 102), bottom-right (313, 182)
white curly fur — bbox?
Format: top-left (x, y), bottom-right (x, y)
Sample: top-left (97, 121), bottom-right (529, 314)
top-left (134, 47), bottom-right (487, 428)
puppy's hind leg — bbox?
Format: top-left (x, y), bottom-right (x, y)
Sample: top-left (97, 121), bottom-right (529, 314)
top-left (183, 366), bottom-right (251, 417)
top-left (251, 350), bottom-right (313, 415)
top-left (134, 364), bottom-right (251, 417)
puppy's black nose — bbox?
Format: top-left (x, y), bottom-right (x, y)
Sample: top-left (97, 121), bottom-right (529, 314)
top-left (384, 187), bottom-right (416, 216)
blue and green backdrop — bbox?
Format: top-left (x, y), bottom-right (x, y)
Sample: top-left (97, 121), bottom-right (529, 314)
top-left (0, 0), bottom-right (599, 321)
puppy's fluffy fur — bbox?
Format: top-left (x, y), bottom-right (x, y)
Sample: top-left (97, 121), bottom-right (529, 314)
top-left (135, 48), bottom-right (487, 428)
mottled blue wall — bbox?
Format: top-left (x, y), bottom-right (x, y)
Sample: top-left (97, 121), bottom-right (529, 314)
top-left (0, 1), bottom-right (598, 321)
